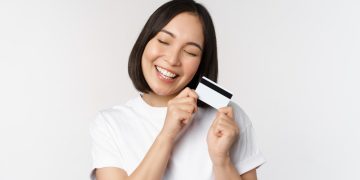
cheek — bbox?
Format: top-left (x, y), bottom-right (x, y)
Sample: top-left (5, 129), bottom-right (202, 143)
top-left (142, 41), bottom-right (162, 64)
top-left (183, 60), bottom-right (201, 77)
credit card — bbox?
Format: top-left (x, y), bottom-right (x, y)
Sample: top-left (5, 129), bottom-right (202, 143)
top-left (195, 76), bottom-right (233, 109)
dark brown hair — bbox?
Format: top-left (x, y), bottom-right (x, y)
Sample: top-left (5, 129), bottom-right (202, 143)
top-left (128, 0), bottom-right (218, 95)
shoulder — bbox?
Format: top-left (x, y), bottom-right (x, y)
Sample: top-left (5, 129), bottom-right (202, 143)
top-left (90, 98), bottom-right (139, 133)
top-left (228, 101), bottom-right (253, 129)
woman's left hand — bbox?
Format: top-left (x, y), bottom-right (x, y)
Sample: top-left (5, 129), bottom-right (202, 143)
top-left (207, 107), bottom-right (240, 165)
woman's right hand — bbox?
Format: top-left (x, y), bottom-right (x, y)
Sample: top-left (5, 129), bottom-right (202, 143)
top-left (159, 87), bottom-right (198, 142)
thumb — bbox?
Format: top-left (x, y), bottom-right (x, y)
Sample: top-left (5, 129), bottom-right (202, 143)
top-left (176, 87), bottom-right (198, 99)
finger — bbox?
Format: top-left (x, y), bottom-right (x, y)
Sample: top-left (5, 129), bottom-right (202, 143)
top-left (173, 109), bottom-right (193, 124)
top-left (215, 123), bottom-right (238, 137)
top-left (177, 103), bottom-right (197, 114)
top-left (172, 96), bottom-right (197, 105)
top-left (181, 111), bottom-right (195, 126)
top-left (213, 121), bottom-right (226, 137)
top-left (216, 113), bottom-right (239, 133)
top-left (176, 87), bottom-right (194, 98)
top-left (218, 107), bottom-right (234, 119)
top-left (211, 112), bottom-right (226, 136)
top-left (171, 97), bottom-right (198, 112)
top-left (211, 109), bottom-right (231, 129)
top-left (217, 117), bottom-right (238, 130)
top-left (214, 113), bottom-right (238, 129)
top-left (210, 113), bottom-right (220, 131)
top-left (222, 114), bottom-right (239, 128)
top-left (187, 89), bottom-right (198, 100)
top-left (181, 113), bottom-right (195, 125)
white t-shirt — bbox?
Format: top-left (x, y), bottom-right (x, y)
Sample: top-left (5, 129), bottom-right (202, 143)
top-left (90, 95), bottom-right (265, 179)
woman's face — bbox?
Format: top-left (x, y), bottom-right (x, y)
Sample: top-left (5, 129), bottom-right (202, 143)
top-left (141, 12), bottom-right (204, 96)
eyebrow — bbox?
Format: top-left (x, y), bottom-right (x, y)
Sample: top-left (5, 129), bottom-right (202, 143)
top-left (160, 29), bottom-right (203, 51)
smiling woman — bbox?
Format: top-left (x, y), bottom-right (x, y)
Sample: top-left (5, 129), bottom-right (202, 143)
top-left (90, 0), bottom-right (265, 180)
top-left (141, 12), bottom-right (203, 99)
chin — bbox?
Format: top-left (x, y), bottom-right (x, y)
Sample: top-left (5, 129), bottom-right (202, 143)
top-left (153, 90), bottom-right (174, 96)
top-left (151, 87), bottom-right (177, 97)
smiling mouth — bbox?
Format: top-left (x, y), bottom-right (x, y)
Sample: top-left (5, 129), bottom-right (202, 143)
top-left (155, 65), bottom-right (178, 79)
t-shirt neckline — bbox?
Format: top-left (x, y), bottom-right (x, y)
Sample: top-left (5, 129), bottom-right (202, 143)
top-left (127, 94), bottom-right (168, 119)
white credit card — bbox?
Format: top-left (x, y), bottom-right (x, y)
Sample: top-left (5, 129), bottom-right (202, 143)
top-left (195, 76), bottom-right (233, 109)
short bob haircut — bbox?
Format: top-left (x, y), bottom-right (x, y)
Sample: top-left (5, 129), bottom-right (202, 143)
top-left (128, 0), bottom-right (218, 95)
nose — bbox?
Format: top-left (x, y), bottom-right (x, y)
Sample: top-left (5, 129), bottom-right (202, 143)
top-left (165, 48), bottom-right (181, 66)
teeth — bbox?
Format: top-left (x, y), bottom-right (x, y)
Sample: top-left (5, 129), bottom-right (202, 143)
top-left (156, 66), bottom-right (177, 78)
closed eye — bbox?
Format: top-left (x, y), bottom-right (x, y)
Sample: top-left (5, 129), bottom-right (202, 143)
top-left (184, 50), bottom-right (197, 57)
top-left (158, 39), bottom-right (169, 45)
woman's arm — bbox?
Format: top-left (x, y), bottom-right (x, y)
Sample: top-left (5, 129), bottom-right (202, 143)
top-left (96, 134), bottom-right (174, 180)
top-left (208, 107), bottom-right (258, 180)
top-left (96, 88), bottom-right (198, 180)
top-left (96, 158), bottom-right (258, 180)
top-left (212, 156), bottom-right (258, 180)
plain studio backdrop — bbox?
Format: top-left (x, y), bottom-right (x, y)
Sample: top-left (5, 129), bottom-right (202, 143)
top-left (1, 0), bottom-right (359, 179)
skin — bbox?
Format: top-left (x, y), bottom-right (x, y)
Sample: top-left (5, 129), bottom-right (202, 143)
top-left (96, 12), bottom-right (258, 180)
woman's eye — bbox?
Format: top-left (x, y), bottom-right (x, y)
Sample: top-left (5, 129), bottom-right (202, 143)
top-left (158, 39), bottom-right (169, 45)
top-left (184, 50), bottom-right (197, 57)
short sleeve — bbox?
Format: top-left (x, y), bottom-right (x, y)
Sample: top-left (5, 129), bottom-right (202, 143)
top-left (89, 112), bottom-right (124, 179)
top-left (229, 102), bottom-right (266, 175)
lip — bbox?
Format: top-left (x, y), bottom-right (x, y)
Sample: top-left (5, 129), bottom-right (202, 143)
top-left (155, 65), bottom-right (178, 76)
top-left (155, 65), bottom-right (178, 83)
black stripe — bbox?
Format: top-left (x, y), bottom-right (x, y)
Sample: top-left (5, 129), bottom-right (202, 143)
top-left (199, 78), bottom-right (232, 99)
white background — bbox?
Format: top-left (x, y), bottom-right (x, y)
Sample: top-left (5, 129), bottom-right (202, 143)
top-left (1, 0), bottom-right (359, 179)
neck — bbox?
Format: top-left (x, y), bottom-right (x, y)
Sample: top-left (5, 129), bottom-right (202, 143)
top-left (142, 92), bottom-right (176, 107)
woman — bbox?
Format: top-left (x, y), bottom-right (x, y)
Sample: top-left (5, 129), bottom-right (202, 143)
top-left (90, 0), bottom-right (265, 179)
